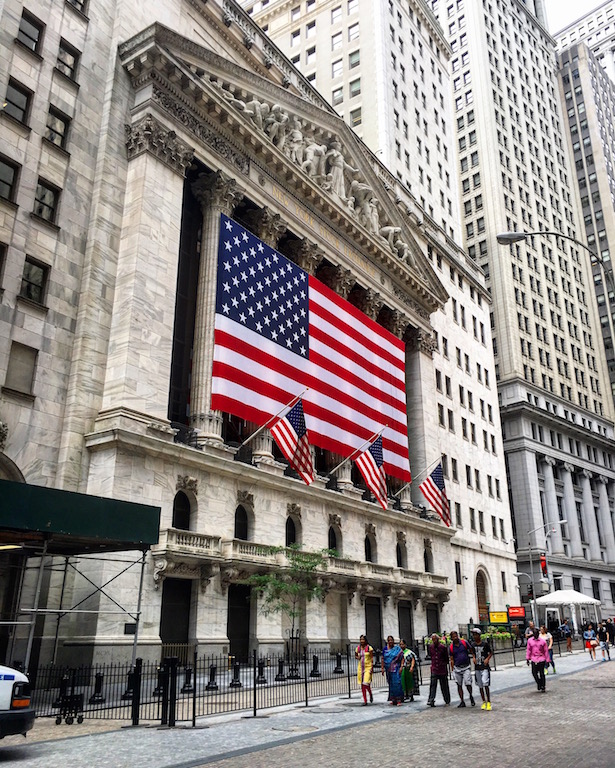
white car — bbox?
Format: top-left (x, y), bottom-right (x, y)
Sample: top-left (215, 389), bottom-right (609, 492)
top-left (0, 665), bottom-right (34, 739)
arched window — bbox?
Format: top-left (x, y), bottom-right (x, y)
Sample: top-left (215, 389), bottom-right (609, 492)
top-left (328, 526), bottom-right (337, 552)
top-left (234, 505), bottom-right (249, 540)
top-left (365, 535), bottom-right (373, 562)
top-left (172, 491), bottom-right (191, 530)
top-left (286, 516), bottom-right (297, 546)
top-left (476, 571), bottom-right (489, 622)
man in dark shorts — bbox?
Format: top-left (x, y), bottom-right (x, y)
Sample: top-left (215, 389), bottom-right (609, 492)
top-left (471, 628), bottom-right (493, 711)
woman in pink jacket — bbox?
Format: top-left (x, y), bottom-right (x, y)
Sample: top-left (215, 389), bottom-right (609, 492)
top-left (526, 627), bottom-right (550, 692)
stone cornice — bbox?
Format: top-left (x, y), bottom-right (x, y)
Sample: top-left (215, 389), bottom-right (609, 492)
top-left (84, 425), bottom-right (456, 538)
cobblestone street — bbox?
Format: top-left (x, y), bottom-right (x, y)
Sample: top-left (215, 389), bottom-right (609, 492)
top-left (1, 653), bottom-right (612, 767)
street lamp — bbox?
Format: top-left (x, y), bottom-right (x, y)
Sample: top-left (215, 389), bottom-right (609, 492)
top-left (525, 520), bottom-right (567, 625)
top-left (513, 571), bottom-right (536, 623)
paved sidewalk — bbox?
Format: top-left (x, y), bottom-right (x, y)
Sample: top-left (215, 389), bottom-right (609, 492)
top-left (0, 650), bottom-right (609, 767)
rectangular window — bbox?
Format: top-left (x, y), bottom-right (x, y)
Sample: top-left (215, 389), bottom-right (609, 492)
top-left (67, 0), bottom-right (88, 12)
top-left (491, 515), bottom-right (497, 537)
top-left (332, 58), bottom-right (343, 77)
top-left (45, 107), bottom-right (70, 149)
top-left (291, 5), bottom-right (301, 21)
top-left (4, 80), bottom-right (32, 125)
top-left (572, 576), bottom-right (581, 593)
top-left (332, 31), bottom-right (343, 50)
top-left (57, 39), bottom-right (80, 81)
top-left (0, 157), bottom-right (20, 202)
top-left (17, 9), bottom-right (45, 53)
top-left (455, 560), bottom-right (462, 585)
top-left (455, 502), bottom-right (462, 527)
top-left (349, 78), bottom-right (361, 97)
top-left (291, 29), bottom-right (300, 46)
top-left (479, 510), bottom-right (485, 534)
top-left (33, 178), bottom-right (60, 223)
top-left (19, 256), bottom-right (49, 304)
top-left (349, 49), bottom-right (360, 68)
top-left (499, 518), bottom-right (505, 539)
top-left (332, 87), bottom-right (343, 105)
top-left (470, 507), bottom-right (476, 531)
top-left (306, 46), bottom-right (316, 65)
top-left (331, 5), bottom-right (342, 23)
top-left (501, 571), bottom-right (507, 592)
top-left (4, 341), bottom-right (37, 395)
top-left (592, 579), bottom-right (601, 601)
top-left (348, 22), bottom-right (359, 41)
top-left (349, 107), bottom-right (361, 126)
top-left (347, 0), bottom-right (358, 11)
top-left (306, 20), bottom-right (316, 38)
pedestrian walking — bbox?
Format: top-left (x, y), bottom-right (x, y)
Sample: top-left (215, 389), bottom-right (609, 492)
top-left (426, 633), bottom-right (450, 707)
top-left (471, 628), bottom-right (493, 710)
top-left (355, 634), bottom-right (375, 705)
top-left (381, 636), bottom-right (404, 706)
top-left (558, 618), bottom-right (573, 653)
top-left (583, 623), bottom-right (598, 660)
top-left (597, 622), bottom-right (611, 661)
top-left (399, 639), bottom-right (417, 702)
top-left (526, 627), bottom-right (549, 692)
top-left (449, 630), bottom-right (475, 707)
top-left (523, 620), bottom-right (536, 646)
top-left (539, 625), bottom-right (555, 674)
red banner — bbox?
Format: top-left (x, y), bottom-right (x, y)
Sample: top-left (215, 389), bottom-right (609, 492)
top-left (508, 606), bottom-right (526, 618)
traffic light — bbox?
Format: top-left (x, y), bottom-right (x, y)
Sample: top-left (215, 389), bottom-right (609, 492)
top-left (527, 583), bottom-right (534, 598)
top-left (539, 551), bottom-right (548, 578)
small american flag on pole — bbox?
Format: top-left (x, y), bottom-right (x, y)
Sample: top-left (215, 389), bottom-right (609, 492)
top-left (355, 435), bottom-right (388, 510)
top-left (419, 462), bottom-right (451, 526)
top-left (270, 399), bottom-right (314, 485)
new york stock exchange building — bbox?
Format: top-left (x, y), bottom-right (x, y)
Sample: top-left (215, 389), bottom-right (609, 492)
top-left (1, 0), bottom-right (518, 667)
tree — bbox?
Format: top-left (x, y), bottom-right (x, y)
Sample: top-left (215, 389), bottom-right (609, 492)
top-left (246, 544), bottom-right (335, 644)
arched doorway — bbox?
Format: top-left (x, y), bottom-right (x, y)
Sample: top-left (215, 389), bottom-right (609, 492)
top-left (476, 571), bottom-right (489, 623)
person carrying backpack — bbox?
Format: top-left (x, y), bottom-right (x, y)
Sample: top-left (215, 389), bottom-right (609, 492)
top-left (449, 630), bottom-right (475, 707)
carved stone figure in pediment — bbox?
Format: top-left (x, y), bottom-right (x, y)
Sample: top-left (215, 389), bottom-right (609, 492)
top-left (302, 140), bottom-right (327, 180)
top-left (286, 117), bottom-right (305, 164)
top-left (324, 140), bottom-right (358, 201)
top-left (245, 97), bottom-right (270, 130)
top-left (264, 104), bottom-right (290, 150)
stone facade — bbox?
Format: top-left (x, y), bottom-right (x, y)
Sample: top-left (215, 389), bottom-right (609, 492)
top-left (1, 0), bottom-right (518, 666)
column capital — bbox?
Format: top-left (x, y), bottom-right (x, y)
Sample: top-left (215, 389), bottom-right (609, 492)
top-left (285, 238), bottom-right (323, 276)
top-left (542, 455), bottom-right (557, 468)
top-left (563, 462), bottom-right (575, 474)
top-left (125, 113), bottom-right (194, 177)
top-left (412, 330), bottom-right (438, 356)
top-left (598, 474), bottom-right (610, 486)
top-left (243, 206), bottom-right (287, 247)
top-left (581, 468), bottom-right (593, 481)
top-left (191, 170), bottom-right (244, 215)
top-left (333, 266), bottom-right (356, 299)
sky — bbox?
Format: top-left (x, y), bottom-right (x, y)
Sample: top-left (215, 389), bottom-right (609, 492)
top-left (543, 0), bottom-right (608, 33)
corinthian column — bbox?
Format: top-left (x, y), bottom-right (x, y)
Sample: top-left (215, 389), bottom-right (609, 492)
top-left (580, 470), bottom-right (602, 562)
top-left (541, 457), bottom-right (564, 555)
top-left (597, 476), bottom-right (615, 563)
top-left (191, 170), bottom-right (244, 443)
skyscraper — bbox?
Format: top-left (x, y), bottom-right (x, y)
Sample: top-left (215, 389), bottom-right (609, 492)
top-left (553, 1), bottom-right (615, 85)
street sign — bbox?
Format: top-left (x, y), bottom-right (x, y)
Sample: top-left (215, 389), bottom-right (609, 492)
top-left (507, 606), bottom-right (526, 618)
top-left (489, 611), bottom-right (508, 623)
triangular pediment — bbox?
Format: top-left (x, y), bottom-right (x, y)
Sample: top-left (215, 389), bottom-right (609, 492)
top-left (120, 22), bottom-right (449, 316)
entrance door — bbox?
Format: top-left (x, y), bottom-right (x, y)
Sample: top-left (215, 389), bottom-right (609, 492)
top-left (398, 601), bottom-right (414, 645)
top-left (227, 584), bottom-right (251, 662)
top-left (364, 597), bottom-right (383, 651)
top-left (476, 571), bottom-right (489, 623)
top-left (160, 578), bottom-right (192, 662)
top-left (426, 603), bottom-right (440, 635)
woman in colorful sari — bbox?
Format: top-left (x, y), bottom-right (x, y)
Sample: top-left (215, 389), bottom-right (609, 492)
top-left (355, 634), bottom-right (374, 705)
top-left (381, 635), bottom-right (404, 705)
top-left (400, 638), bottom-right (417, 701)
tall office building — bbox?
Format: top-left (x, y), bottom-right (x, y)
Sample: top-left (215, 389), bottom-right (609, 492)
top-left (553, 1), bottom-right (615, 85)
top-left (428, 0), bottom-right (615, 618)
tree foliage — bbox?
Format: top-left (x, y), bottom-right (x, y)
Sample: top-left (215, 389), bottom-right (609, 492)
top-left (246, 544), bottom-right (335, 634)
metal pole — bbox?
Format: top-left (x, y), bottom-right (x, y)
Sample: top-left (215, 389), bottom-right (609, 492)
top-left (130, 551), bottom-right (147, 669)
top-left (24, 539), bottom-right (48, 672)
top-left (52, 556), bottom-right (69, 665)
top-left (528, 542), bottom-right (538, 624)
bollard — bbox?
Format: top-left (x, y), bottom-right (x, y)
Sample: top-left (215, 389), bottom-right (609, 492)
top-left (153, 667), bottom-right (164, 697)
top-left (205, 663), bottom-right (219, 691)
top-left (256, 657), bottom-right (267, 685)
top-left (309, 654), bottom-right (321, 678)
top-left (229, 660), bottom-right (242, 688)
top-left (275, 658), bottom-right (286, 681)
top-left (53, 674), bottom-right (70, 708)
top-left (375, 648), bottom-right (382, 667)
top-left (333, 652), bottom-right (344, 674)
top-left (181, 666), bottom-right (194, 694)
top-left (168, 657), bottom-right (178, 728)
top-left (131, 659), bottom-right (142, 727)
top-left (121, 669), bottom-right (135, 700)
top-left (88, 672), bottom-right (106, 704)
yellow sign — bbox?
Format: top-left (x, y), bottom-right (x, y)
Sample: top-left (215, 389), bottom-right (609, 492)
top-left (489, 611), bottom-right (508, 624)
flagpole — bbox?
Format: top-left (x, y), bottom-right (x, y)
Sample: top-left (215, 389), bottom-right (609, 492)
top-left (238, 388), bottom-right (309, 449)
top-left (406, 455), bottom-right (445, 489)
top-left (328, 427), bottom-right (386, 477)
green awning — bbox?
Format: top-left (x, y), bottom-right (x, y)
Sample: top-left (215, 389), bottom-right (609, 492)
top-left (0, 479), bottom-right (160, 554)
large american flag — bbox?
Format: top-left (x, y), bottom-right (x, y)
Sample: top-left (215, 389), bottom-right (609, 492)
top-left (419, 463), bottom-right (451, 526)
top-left (211, 214), bottom-right (411, 482)
top-left (354, 435), bottom-right (388, 510)
top-left (270, 399), bottom-right (314, 485)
